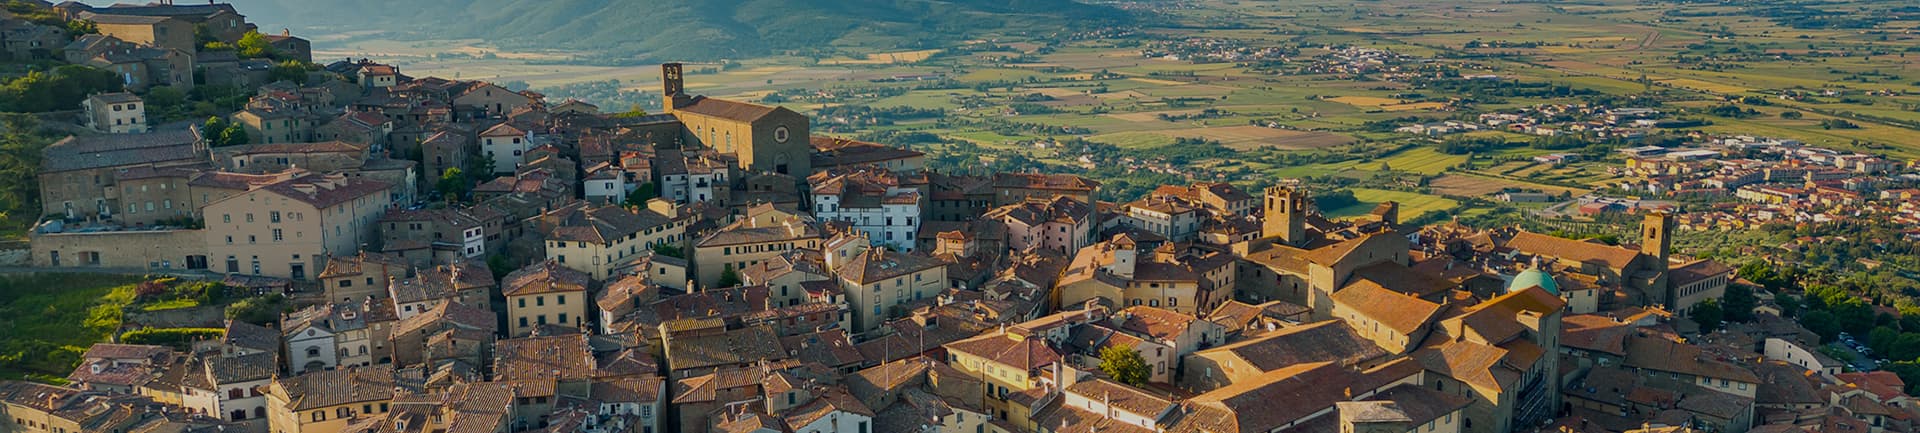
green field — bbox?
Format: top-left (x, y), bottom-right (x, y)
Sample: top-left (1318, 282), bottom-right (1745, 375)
top-left (0, 274), bottom-right (142, 382)
top-left (310, 0), bottom-right (1920, 204)
top-left (1324, 188), bottom-right (1462, 221)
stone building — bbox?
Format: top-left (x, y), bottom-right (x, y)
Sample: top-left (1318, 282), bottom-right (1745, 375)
top-left (660, 63), bottom-right (811, 176)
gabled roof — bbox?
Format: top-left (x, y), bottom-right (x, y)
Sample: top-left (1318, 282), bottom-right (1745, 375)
top-left (1623, 334), bottom-right (1761, 383)
top-left (40, 130), bottom-right (201, 173)
top-left (275, 365), bottom-right (395, 411)
top-left (836, 249), bottom-right (946, 286)
top-left (1332, 279), bottom-right (1443, 335)
top-left (502, 260), bottom-right (590, 297)
top-left (943, 331), bottom-right (1061, 372)
top-left (480, 122), bottom-right (526, 137)
top-left (675, 96), bottom-right (786, 122)
top-left (1196, 319), bottom-right (1387, 371)
top-left (1501, 231), bottom-right (1643, 271)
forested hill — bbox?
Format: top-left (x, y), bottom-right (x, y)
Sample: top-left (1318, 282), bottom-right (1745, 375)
top-left (224, 0), bottom-right (1131, 60)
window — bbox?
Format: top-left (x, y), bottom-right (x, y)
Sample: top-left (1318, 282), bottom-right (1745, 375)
top-left (223, 214), bottom-right (230, 223)
top-left (270, 211), bottom-right (281, 223)
top-left (272, 229), bottom-right (283, 241)
top-left (312, 411), bottom-right (325, 422)
top-left (245, 213), bottom-right (254, 222)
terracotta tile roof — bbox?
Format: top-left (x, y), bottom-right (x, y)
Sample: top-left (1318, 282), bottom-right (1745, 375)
top-left (480, 122), bottom-right (526, 137)
top-left (317, 251), bottom-right (408, 279)
top-left (984, 195), bottom-right (1093, 226)
top-left (221, 320), bottom-right (280, 354)
top-left (664, 325), bottom-right (787, 372)
top-left (205, 351), bottom-right (276, 383)
top-left (229, 140), bottom-right (363, 155)
top-left (783, 387), bottom-right (875, 429)
top-left (1441, 285), bottom-right (1565, 344)
top-left (1304, 231), bottom-right (1400, 266)
top-left (1835, 371), bottom-right (1907, 400)
top-left (1502, 231), bottom-right (1643, 271)
top-left (675, 96), bottom-right (784, 122)
top-left (1561, 314), bottom-right (1635, 356)
top-left (590, 375), bottom-right (663, 404)
top-left (1169, 360), bottom-right (1413, 433)
top-left (943, 331), bottom-right (1062, 372)
top-left (253, 173), bottom-right (393, 209)
top-left (1197, 319), bottom-right (1387, 371)
top-left (836, 248), bottom-right (947, 286)
top-left (1065, 378), bottom-right (1173, 419)
top-left (1332, 279), bottom-right (1443, 335)
top-left (1353, 261), bottom-right (1459, 298)
top-left (1414, 340), bottom-right (1522, 394)
top-left (810, 136), bottom-right (926, 167)
top-left (1116, 306), bottom-right (1204, 342)
top-left (40, 130), bottom-right (201, 173)
top-left (993, 172), bottom-right (1100, 192)
top-left (1671, 259), bottom-right (1734, 287)
top-left (542, 203), bottom-right (677, 244)
top-left (780, 329), bottom-right (866, 369)
top-left (493, 334), bottom-right (594, 382)
top-left (1624, 333), bottom-right (1761, 384)
top-left (697, 214), bottom-right (823, 247)
top-left (393, 300), bottom-right (498, 338)
top-left (502, 260), bottom-right (589, 297)
top-left (276, 365), bottom-right (396, 411)
top-left (82, 343), bottom-right (171, 362)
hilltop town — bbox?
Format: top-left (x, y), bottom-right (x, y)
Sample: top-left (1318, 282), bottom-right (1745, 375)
top-left (4, 1), bottom-right (1920, 433)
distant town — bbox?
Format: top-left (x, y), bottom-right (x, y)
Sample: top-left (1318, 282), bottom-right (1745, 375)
top-left (1, 2), bottom-right (1918, 433)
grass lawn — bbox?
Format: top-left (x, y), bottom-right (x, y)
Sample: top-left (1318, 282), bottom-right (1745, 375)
top-left (0, 274), bottom-right (143, 382)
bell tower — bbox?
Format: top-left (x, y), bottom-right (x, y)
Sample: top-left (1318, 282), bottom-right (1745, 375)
top-left (661, 63), bottom-right (688, 112)
top-left (1640, 210), bottom-right (1672, 265)
top-left (1263, 186), bottom-right (1307, 247)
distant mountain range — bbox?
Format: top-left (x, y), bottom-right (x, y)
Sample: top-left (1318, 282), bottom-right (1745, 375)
top-left (222, 0), bottom-right (1132, 61)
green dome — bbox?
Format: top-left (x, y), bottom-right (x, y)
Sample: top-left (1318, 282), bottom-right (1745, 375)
top-left (1509, 267), bottom-right (1559, 295)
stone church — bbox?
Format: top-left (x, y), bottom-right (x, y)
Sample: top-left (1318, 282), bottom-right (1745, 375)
top-left (659, 63), bottom-right (812, 176)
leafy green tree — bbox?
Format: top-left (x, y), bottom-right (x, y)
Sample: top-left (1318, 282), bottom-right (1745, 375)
top-left (717, 268), bottom-right (742, 288)
top-left (1723, 285), bottom-right (1757, 323)
top-left (1776, 293), bottom-right (1803, 318)
top-left (268, 60), bottom-right (312, 84)
top-left (0, 65), bottom-right (123, 112)
top-left (1097, 345), bottom-right (1150, 386)
top-left (236, 31), bottom-right (275, 59)
top-left (0, 114), bottom-right (50, 222)
top-left (1870, 326), bottom-right (1900, 354)
top-left (1691, 299), bottom-right (1725, 332)
top-left (65, 19), bottom-right (97, 35)
top-left (612, 107), bottom-right (650, 118)
top-left (1804, 310), bottom-right (1842, 342)
top-left (486, 254), bottom-right (513, 279)
top-left (653, 243), bottom-right (684, 259)
top-left (219, 123), bottom-right (248, 147)
top-left (436, 168), bottom-right (471, 202)
top-left (1894, 333), bottom-right (1920, 362)
top-left (1781, 111), bottom-right (1803, 119)
top-left (225, 294), bottom-right (288, 325)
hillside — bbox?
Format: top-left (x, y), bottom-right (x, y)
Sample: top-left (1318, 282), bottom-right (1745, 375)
top-left (224, 0), bottom-right (1131, 60)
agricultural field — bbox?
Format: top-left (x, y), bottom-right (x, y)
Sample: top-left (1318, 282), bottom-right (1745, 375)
top-left (310, 0), bottom-right (1920, 208)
